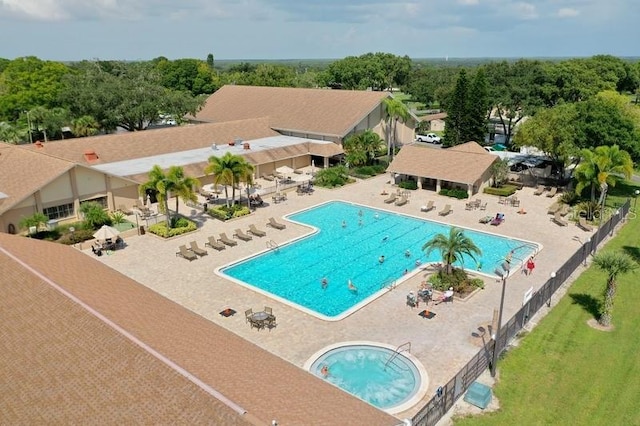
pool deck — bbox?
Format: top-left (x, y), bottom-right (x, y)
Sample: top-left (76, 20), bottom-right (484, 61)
top-left (87, 173), bottom-right (591, 419)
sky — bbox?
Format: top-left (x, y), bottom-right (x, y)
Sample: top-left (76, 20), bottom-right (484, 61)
top-left (0, 0), bottom-right (638, 62)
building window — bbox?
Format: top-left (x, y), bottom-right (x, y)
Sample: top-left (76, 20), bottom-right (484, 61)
top-left (43, 203), bottom-right (75, 220)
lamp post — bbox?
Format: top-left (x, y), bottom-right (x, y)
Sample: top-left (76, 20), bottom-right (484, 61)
top-left (490, 261), bottom-right (510, 377)
top-left (610, 209), bottom-right (620, 237)
top-left (548, 272), bottom-right (556, 307)
top-left (635, 190), bottom-right (640, 211)
top-left (25, 110), bottom-right (33, 144)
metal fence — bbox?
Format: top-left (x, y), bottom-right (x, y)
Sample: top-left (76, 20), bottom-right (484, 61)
top-left (411, 200), bottom-right (630, 426)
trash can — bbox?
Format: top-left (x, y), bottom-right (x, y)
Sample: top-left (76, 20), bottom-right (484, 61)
top-left (139, 225), bottom-right (145, 235)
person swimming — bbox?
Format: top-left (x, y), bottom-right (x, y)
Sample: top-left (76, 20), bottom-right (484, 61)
top-left (348, 280), bottom-right (358, 292)
top-left (341, 220), bottom-right (347, 228)
top-left (378, 255), bottom-right (385, 264)
top-left (405, 250), bottom-right (411, 257)
top-left (320, 365), bottom-right (329, 376)
top-left (382, 236), bottom-right (389, 242)
top-left (321, 277), bottom-right (328, 289)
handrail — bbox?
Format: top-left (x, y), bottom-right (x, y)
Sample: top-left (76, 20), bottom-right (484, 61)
top-left (384, 342), bottom-right (411, 371)
top-left (266, 240), bottom-right (279, 251)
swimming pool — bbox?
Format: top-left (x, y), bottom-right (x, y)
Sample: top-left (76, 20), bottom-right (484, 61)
top-left (304, 342), bottom-right (428, 414)
top-left (219, 200), bottom-right (539, 319)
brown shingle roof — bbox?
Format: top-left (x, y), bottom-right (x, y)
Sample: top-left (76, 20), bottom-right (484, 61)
top-left (0, 144), bottom-right (75, 214)
top-left (0, 234), bottom-right (399, 426)
top-left (419, 112), bottom-right (447, 122)
top-left (195, 85), bottom-right (391, 138)
top-left (388, 142), bottom-right (497, 185)
top-left (20, 118), bottom-right (280, 166)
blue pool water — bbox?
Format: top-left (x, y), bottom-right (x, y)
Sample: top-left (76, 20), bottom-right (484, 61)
top-left (309, 344), bottom-right (421, 411)
top-left (220, 200), bottom-right (539, 318)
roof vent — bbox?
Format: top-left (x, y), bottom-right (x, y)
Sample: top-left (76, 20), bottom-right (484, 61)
top-left (83, 149), bottom-right (99, 163)
top-left (34, 141), bottom-right (44, 148)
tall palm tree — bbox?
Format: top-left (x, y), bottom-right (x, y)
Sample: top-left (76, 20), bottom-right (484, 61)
top-left (574, 145), bottom-right (633, 202)
top-left (71, 115), bottom-right (100, 137)
top-left (592, 251), bottom-right (637, 326)
top-left (422, 227), bottom-right (482, 275)
top-left (204, 152), bottom-right (254, 207)
top-left (383, 97), bottom-right (410, 160)
top-left (139, 165), bottom-right (199, 227)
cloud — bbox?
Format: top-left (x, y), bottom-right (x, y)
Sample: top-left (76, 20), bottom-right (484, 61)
top-left (556, 7), bottom-right (580, 18)
top-left (457, 0), bottom-right (479, 5)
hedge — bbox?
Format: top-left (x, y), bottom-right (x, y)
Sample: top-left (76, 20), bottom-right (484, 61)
top-left (398, 180), bottom-right (418, 190)
top-left (208, 205), bottom-right (251, 221)
top-left (439, 188), bottom-right (469, 199)
top-left (483, 184), bottom-right (517, 196)
top-left (148, 217), bottom-right (197, 238)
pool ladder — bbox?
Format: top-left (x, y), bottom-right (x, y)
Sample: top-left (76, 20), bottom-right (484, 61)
top-left (266, 239), bottom-right (279, 251)
top-left (384, 342), bottom-right (411, 372)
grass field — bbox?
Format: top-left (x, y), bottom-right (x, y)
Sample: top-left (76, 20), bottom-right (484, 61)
top-left (455, 183), bottom-right (640, 425)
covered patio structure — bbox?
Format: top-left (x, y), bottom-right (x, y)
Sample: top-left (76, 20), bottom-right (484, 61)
top-left (387, 142), bottom-right (498, 198)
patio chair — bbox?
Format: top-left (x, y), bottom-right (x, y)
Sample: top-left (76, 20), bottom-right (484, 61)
top-left (479, 202), bottom-right (487, 211)
top-left (244, 308), bottom-right (253, 323)
top-left (465, 202), bottom-right (474, 210)
top-left (395, 195), bottom-right (409, 206)
top-left (264, 306), bottom-right (273, 315)
top-left (267, 217), bottom-right (286, 230)
top-left (205, 236), bottom-right (226, 251)
top-left (248, 224), bottom-right (267, 237)
top-left (546, 187), bottom-right (558, 198)
top-left (438, 204), bottom-right (452, 216)
top-left (176, 245), bottom-right (198, 261)
top-left (552, 212), bottom-right (568, 226)
top-left (420, 201), bottom-right (435, 212)
top-left (189, 241), bottom-right (208, 256)
top-left (578, 217), bottom-right (594, 232)
top-left (234, 228), bottom-right (253, 242)
top-left (533, 185), bottom-right (545, 196)
top-left (264, 315), bottom-right (277, 331)
top-left (384, 193), bottom-right (397, 204)
top-left (218, 233), bottom-right (238, 246)
top-left (547, 202), bottom-right (561, 215)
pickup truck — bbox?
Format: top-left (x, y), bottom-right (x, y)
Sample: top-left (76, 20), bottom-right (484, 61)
top-left (416, 133), bottom-right (441, 144)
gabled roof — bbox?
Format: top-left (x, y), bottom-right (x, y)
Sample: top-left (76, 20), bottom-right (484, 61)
top-left (0, 144), bottom-right (76, 215)
top-left (0, 234), bottom-right (398, 425)
top-left (388, 142), bottom-right (497, 185)
top-left (420, 112), bottom-right (447, 122)
top-left (195, 85), bottom-right (391, 138)
top-left (20, 118), bottom-right (279, 167)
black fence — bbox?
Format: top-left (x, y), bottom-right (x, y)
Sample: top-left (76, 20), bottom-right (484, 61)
top-left (411, 200), bottom-right (630, 426)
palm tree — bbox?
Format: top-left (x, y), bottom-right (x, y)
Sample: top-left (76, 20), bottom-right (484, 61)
top-left (422, 227), bottom-right (482, 275)
top-left (204, 152), bottom-right (254, 207)
top-left (383, 97), bottom-right (410, 160)
top-left (574, 145), bottom-right (633, 202)
top-left (592, 251), bottom-right (637, 326)
top-left (343, 130), bottom-right (384, 167)
top-left (139, 165), bottom-right (199, 227)
top-left (71, 115), bottom-right (100, 137)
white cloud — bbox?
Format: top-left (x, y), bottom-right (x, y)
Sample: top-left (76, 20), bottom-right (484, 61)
top-left (556, 7), bottom-right (580, 18)
top-left (0, 0), bottom-right (69, 20)
top-left (512, 2), bottom-right (538, 20)
top-left (457, 0), bottom-right (479, 5)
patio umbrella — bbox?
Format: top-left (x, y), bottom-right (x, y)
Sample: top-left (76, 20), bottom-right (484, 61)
top-left (276, 165), bottom-right (295, 176)
top-left (93, 224), bottom-right (120, 241)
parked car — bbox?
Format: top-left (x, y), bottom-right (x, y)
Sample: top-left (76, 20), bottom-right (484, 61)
top-left (416, 133), bottom-right (441, 144)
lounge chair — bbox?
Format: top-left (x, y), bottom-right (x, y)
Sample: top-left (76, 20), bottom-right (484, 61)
top-left (552, 212), bottom-right (568, 226)
top-left (176, 245), bottom-right (197, 261)
top-left (438, 204), bottom-right (452, 216)
top-left (262, 174), bottom-right (275, 181)
top-left (533, 185), bottom-right (545, 196)
top-left (547, 202), bottom-right (561, 215)
top-left (267, 217), bottom-right (286, 230)
top-left (234, 228), bottom-right (253, 242)
top-left (559, 204), bottom-right (571, 217)
top-left (395, 196), bottom-right (408, 206)
top-left (491, 213), bottom-right (505, 226)
top-left (248, 224), bottom-right (267, 237)
top-left (546, 187), bottom-right (558, 198)
top-left (189, 241), bottom-right (208, 256)
top-left (205, 236), bottom-right (226, 251)
top-left (420, 201), bottom-right (435, 212)
top-left (218, 232), bottom-right (238, 246)
top-left (384, 193), bottom-right (397, 204)
top-left (578, 217), bottom-right (594, 232)
top-left (479, 215), bottom-right (493, 224)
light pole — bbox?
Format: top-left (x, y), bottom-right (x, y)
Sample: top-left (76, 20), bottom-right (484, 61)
top-left (635, 190), bottom-right (640, 211)
top-left (25, 110), bottom-right (33, 144)
top-left (490, 261), bottom-right (510, 377)
top-left (548, 272), bottom-right (556, 307)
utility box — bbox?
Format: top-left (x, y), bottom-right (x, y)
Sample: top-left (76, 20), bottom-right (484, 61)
top-left (463, 381), bottom-right (492, 409)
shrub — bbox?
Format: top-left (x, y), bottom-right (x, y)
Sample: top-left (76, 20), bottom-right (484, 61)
top-left (57, 228), bottom-right (95, 245)
top-left (208, 204), bottom-right (251, 221)
top-left (439, 188), bottom-right (469, 199)
top-left (149, 217), bottom-right (196, 238)
top-left (80, 202), bottom-right (112, 229)
top-left (575, 200), bottom-right (600, 221)
top-left (560, 190), bottom-right (579, 205)
top-left (483, 185), bottom-right (517, 196)
top-left (19, 212), bottom-right (49, 233)
top-left (111, 211), bottom-right (127, 224)
top-left (315, 166), bottom-right (349, 188)
top-left (427, 268), bottom-right (484, 295)
top-left (398, 180), bottom-right (418, 190)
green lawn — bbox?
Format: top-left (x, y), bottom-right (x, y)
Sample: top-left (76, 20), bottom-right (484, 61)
top-left (455, 185), bottom-right (640, 425)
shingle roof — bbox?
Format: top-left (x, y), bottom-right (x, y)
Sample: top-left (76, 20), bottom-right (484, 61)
top-left (0, 144), bottom-right (75, 214)
top-left (0, 234), bottom-right (399, 425)
top-left (388, 142), bottom-right (497, 185)
top-left (419, 112), bottom-right (447, 122)
top-left (195, 85), bottom-right (391, 138)
top-left (20, 118), bottom-right (279, 167)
